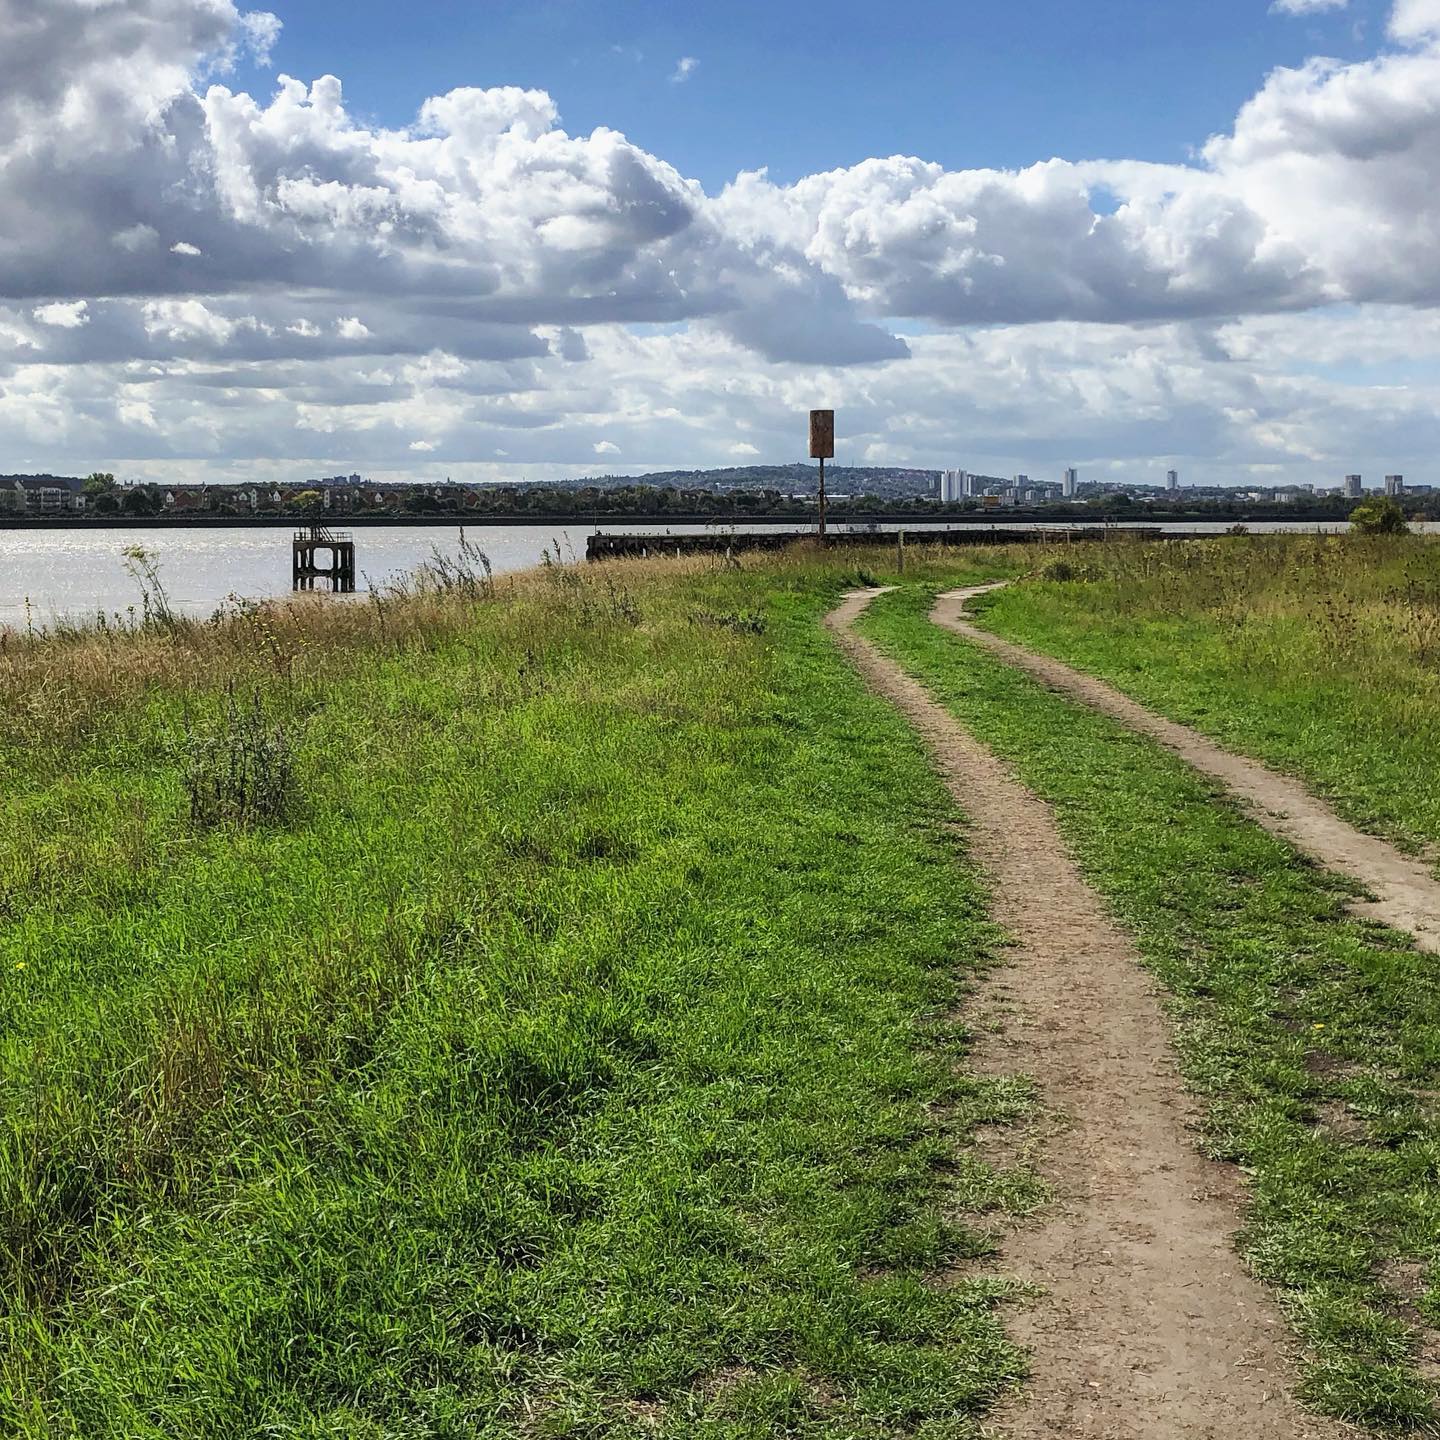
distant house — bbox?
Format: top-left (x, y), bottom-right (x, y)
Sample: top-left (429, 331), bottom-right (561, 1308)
top-left (0, 476), bottom-right (86, 513)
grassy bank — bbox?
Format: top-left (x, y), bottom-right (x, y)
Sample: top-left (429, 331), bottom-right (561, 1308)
top-left (862, 585), bottom-right (1440, 1431)
top-left (1, 546), bottom-right (1042, 1439)
top-left (972, 536), bottom-right (1440, 855)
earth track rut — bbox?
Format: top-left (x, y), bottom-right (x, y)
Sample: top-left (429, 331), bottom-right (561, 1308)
top-left (935, 584), bottom-right (1440, 954)
top-left (827, 590), bottom-right (1350, 1440)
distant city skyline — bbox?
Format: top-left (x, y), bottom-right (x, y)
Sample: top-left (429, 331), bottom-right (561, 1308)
top-left (3, 0), bottom-right (1440, 486)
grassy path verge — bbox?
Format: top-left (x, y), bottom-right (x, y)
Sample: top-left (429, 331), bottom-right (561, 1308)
top-left (934, 583), bottom-right (1440, 953)
top-left (830, 590), bottom-right (1341, 1440)
top-left (972, 537), bottom-right (1440, 857)
top-left (1, 554), bottom-right (1028, 1439)
top-left (861, 584), bottom-right (1440, 1433)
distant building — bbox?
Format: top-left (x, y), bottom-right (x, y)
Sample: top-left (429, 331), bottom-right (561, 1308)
top-left (1385, 474), bottom-right (1405, 497)
top-left (1062, 467), bottom-right (1078, 498)
top-left (940, 469), bottom-right (1012, 502)
top-left (1166, 469), bottom-right (1179, 492)
top-left (0, 477), bottom-right (85, 513)
top-left (1344, 474), bottom-right (1363, 498)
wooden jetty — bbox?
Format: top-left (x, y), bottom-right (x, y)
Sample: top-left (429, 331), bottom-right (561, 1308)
top-left (293, 524), bottom-right (357, 592)
top-left (584, 526), bottom-right (1216, 563)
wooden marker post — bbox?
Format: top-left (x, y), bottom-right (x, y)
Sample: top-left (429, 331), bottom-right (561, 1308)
top-left (810, 409), bottom-right (835, 541)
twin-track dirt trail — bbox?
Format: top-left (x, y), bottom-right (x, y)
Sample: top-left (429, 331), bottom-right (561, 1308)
top-left (827, 590), bottom-right (1351, 1440)
top-left (935, 583), bottom-right (1440, 953)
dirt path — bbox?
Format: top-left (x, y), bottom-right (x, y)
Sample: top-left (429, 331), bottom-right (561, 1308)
top-left (934, 584), bottom-right (1440, 954)
top-left (827, 590), bottom-right (1350, 1440)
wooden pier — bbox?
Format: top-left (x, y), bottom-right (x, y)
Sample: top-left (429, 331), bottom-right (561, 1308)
top-left (584, 526), bottom-right (1212, 563)
top-left (292, 524), bottom-right (356, 592)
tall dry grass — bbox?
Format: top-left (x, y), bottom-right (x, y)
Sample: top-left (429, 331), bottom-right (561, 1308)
top-left (0, 540), bottom-right (1023, 753)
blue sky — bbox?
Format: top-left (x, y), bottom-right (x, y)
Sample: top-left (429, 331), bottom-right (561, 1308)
top-left (243, 0), bottom-right (1387, 189)
top-left (6, 0), bottom-right (1440, 487)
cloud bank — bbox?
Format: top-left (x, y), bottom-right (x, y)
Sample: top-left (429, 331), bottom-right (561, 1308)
top-left (4, 0), bottom-right (1440, 482)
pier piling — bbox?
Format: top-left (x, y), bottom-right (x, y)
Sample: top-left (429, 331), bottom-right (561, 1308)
top-left (292, 524), bottom-right (356, 593)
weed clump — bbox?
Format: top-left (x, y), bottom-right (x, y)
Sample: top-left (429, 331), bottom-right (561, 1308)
top-left (691, 609), bottom-right (768, 636)
top-left (410, 530), bottom-right (495, 598)
top-left (1032, 556), bottom-right (1080, 583)
top-left (183, 685), bottom-right (296, 829)
top-left (120, 546), bottom-right (176, 630)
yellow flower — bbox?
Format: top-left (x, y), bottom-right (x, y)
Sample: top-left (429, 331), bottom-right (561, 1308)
top-left (1312, 1023), bottom-right (1325, 1030)
top-left (13, 962), bottom-right (25, 971)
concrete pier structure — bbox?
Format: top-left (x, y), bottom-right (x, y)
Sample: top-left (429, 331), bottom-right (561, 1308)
top-left (293, 524), bottom-right (356, 592)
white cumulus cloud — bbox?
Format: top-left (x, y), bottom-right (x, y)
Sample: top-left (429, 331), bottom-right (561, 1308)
top-left (32, 301), bottom-right (89, 328)
top-left (1391, 0), bottom-right (1440, 38)
top-left (3, 0), bottom-right (1440, 484)
top-left (1271, 0), bottom-right (1348, 15)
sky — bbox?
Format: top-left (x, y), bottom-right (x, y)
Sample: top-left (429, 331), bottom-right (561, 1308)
top-left (3, 0), bottom-right (1440, 487)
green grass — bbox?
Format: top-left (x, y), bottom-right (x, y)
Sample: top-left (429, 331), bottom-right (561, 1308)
top-left (976, 536), bottom-right (1440, 855)
top-left (861, 583), bottom-right (1440, 1433)
top-left (1, 549), bottom-right (1039, 1439)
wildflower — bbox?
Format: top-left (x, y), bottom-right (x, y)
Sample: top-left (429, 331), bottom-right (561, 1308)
top-left (13, 962), bottom-right (25, 970)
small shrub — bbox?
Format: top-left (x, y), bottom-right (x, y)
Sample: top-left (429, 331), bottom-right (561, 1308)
top-left (1034, 554), bottom-right (1099, 583)
top-left (183, 685), bottom-right (297, 829)
top-left (1350, 497), bottom-right (1410, 537)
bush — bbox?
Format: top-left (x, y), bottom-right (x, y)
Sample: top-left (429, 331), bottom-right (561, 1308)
top-left (1350, 496), bottom-right (1410, 537)
top-left (1035, 554), bottom-right (1098, 583)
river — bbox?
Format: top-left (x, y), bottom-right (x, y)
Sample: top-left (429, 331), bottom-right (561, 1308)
top-left (0, 519), bottom-right (1426, 630)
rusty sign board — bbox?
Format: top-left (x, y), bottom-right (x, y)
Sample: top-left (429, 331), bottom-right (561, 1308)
top-left (809, 409), bottom-right (835, 460)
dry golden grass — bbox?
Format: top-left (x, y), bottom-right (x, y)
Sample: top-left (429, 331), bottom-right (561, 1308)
top-left (0, 541), bottom-right (1022, 752)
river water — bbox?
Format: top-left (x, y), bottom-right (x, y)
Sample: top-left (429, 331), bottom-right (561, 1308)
top-left (0, 519), bottom-right (1424, 630)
